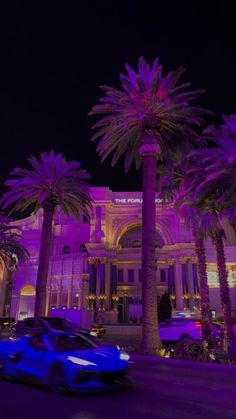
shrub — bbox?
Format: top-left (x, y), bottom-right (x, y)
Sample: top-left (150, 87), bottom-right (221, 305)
top-left (174, 339), bottom-right (208, 362)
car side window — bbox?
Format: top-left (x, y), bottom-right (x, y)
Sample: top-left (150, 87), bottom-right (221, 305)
top-left (24, 319), bottom-right (35, 328)
top-left (29, 335), bottom-right (47, 351)
top-left (170, 321), bottom-right (185, 327)
top-left (50, 334), bottom-right (96, 351)
top-left (32, 319), bottom-right (44, 328)
top-left (159, 322), bottom-right (168, 328)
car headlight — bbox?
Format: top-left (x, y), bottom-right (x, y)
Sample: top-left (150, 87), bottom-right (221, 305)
top-left (119, 352), bottom-right (130, 361)
top-left (67, 356), bottom-right (97, 366)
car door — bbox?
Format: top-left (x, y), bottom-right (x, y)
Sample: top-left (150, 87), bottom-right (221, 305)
top-left (159, 321), bottom-right (172, 342)
top-left (159, 320), bottom-right (184, 342)
top-left (12, 336), bottom-right (50, 383)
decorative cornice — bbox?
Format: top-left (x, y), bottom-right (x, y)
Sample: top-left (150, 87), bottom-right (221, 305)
top-left (179, 256), bottom-right (189, 264)
top-left (99, 257), bottom-right (107, 264)
top-left (166, 258), bottom-right (175, 266)
top-left (87, 257), bottom-right (98, 264)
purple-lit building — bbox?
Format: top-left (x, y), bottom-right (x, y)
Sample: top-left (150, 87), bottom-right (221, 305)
top-left (2, 187), bottom-right (236, 323)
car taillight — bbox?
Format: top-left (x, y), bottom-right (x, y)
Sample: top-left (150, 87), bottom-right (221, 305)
top-left (194, 321), bottom-right (201, 327)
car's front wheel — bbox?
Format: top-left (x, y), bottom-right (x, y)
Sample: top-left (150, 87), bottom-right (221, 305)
top-left (49, 364), bottom-right (67, 394)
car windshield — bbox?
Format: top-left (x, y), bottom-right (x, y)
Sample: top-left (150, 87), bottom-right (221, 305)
top-left (49, 334), bottom-right (98, 352)
top-left (46, 318), bottom-right (80, 331)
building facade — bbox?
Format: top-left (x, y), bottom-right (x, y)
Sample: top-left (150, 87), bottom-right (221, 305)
top-left (3, 187), bottom-right (236, 323)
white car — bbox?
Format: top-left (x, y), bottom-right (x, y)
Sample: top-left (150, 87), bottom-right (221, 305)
top-left (158, 318), bottom-right (223, 343)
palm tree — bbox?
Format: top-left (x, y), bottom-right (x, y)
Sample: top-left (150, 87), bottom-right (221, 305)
top-left (158, 160), bottom-right (212, 342)
top-left (90, 57), bottom-right (207, 354)
top-left (0, 214), bottom-right (29, 316)
top-left (1, 151), bottom-right (92, 317)
top-left (188, 116), bottom-right (236, 342)
top-left (0, 214), bottom-right (29, 268)
top-left (193, 198), bottom-right (234, 342)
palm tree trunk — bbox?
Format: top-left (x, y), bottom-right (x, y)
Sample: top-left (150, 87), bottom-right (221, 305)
top-left (193, 230), bottom-right (212, 342)
top-left (34, 203), bottom-right (54, 316)
top-left (212, 231), bottom-right (234, 341)
top-left (140, 149), bottom-right (162, 354)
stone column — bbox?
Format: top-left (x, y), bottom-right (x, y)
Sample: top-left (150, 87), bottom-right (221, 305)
top-left (167, 258), bottom-right (176, 309)
top-left (67, 283), bottom-right (73, 309)
top-left (110, 260), bottom-right (118, 311)
top-left (174, 258), bottom-right (185, 310)
top-left (94, 206), bottom-right (104, 243)
top-left (87, 257), bottom-right (97, 310)
top-left (56, 285), bottom-right (62, 309)
top-left (179, 257), bottom-right (190, 309)
top-left (45, 286), bottom-right (51, 316)
top-left (97, 257), bottom-right (107, 311)
top-left (190, 256), bottom-right (201, 310)
top-left (80, 275), bottom-right (88, 310)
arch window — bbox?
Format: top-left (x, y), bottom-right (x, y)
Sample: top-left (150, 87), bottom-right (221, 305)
top-left (20, 285), bottom-right (36, 296)
top-left (79, 244), bottom-right (87, 253)
top-left (119, 226), bottom-right (165, 249)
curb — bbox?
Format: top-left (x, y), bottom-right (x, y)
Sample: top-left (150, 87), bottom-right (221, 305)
top-left (130, 353), bottom-right (236, 370)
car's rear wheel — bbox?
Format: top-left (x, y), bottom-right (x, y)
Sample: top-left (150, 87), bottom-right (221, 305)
top-left (0, 357), bottom-right (4, 380)
top-left (49, 364), bottom-right (67, 394)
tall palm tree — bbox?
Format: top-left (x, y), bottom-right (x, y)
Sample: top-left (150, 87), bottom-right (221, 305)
top-left (0, 214), bottom-right (29, 316)
top-left (193, 199), bottom-right (234, 342)
top-left (1, 151), bottom-right (92, 316)
top-left (90, 57), bottom-right (207, 354)
top-left (188, 116), bottom-right (236, 341)
top-left (158, 160), bottom-right (212, 342)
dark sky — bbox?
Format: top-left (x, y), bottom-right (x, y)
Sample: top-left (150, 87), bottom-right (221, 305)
top-left (0, 0), bottom-right (235, 195)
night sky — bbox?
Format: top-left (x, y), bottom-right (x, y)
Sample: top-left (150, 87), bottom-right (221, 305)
top-left (0, 0), bottom-right (235, 195)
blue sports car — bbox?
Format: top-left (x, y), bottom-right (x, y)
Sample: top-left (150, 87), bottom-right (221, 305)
top-left (0, 332), bottom-right (130, 393)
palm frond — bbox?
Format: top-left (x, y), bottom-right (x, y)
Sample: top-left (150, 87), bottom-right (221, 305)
top-left (90, 56), bottom-right (207, 170)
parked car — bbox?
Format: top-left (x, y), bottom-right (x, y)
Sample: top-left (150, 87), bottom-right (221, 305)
top-left (90, 324), bottom-right (106, 338)
top-left (0, 331), bottom-right (130, 393)
top-left (158, 318), bottom-right (223, 344)
top-left (0, 318), bottom-right (16, 339)
top-left (9, 317), bottom-right (94, 339)
top-left (172, 311), bottom-right (201, 319)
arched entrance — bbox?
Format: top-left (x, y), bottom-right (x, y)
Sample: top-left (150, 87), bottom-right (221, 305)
top-left (18, 285), bottom-right (36, 320)
top-left (117, 226), bottom-right (165, 323)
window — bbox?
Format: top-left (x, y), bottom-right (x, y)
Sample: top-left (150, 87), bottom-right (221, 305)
top-left (50, 292), bottom-right (57, 305)
top-left (118, 269), bottom-right (124, 283)
top-left (160, 269), bottom-right (166, 283)
top-left (62, 245), bottom-right (71, 255)
top-left (128, 269), bottom-right (134, 282)
top-left (49, 334), bottom-right (98, 352)
top-left (61, 291), bottom-right (67, 305)
top-left (72, 291), bottom-right (79, 304)
top-left (79, 244), bottom-right (87, 253)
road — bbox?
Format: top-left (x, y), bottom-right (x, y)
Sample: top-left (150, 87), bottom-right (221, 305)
top-left (0, 355), bottom-right (235, 419)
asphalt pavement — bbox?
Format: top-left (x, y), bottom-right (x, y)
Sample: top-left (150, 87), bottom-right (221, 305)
top-left (0, 354), bottom-right (235, 419)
